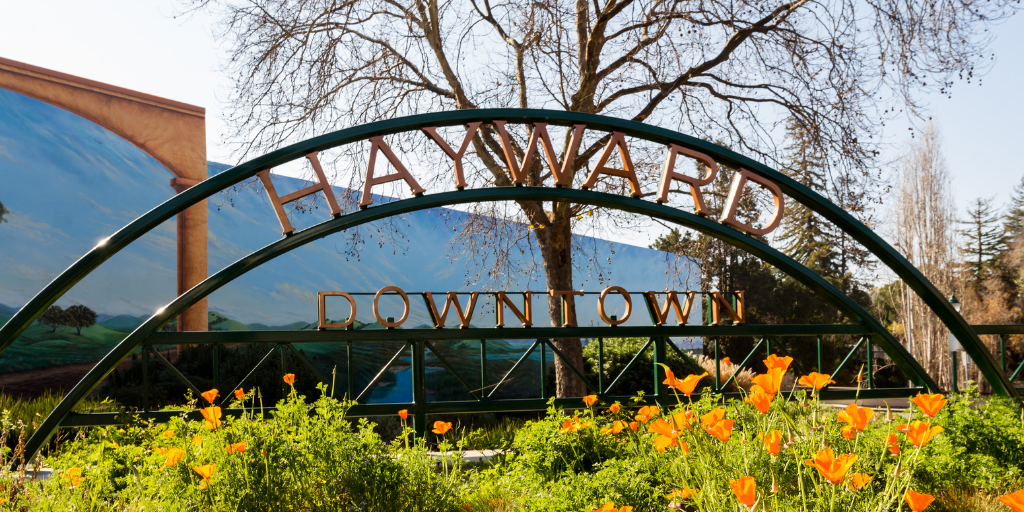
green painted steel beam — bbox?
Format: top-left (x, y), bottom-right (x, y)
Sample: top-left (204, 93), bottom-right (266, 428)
top-left (0, 109), bottom-right (1006, 397)
top-left (970, 325), bottom-right (1024, 335)
top-left (144, 324), bottom-right (874, 344)
top-left (20, 186), bottom-right (940, 464)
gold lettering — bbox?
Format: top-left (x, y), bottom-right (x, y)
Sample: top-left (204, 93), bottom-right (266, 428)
top-left (258, 152), bottom-right (342, 236)
top-left (422, 291), bottom-right (480, 329)
top-left (656, 144), bottom-right (719, 215)
top-left (719, 169), bottom-right (785, 236)
top-left (642, 291), bottom-right (696, 326)
top-left (581, 132), bottom-right (643, 197)
top-left (710, 291), bottom-right (745, 325)
top-left (597, 286), bottom-right (632, 325)
top-left (422, 123), bottom-right (482, 190)
top-left (318, 291), bottom-right (357, 329)
top-left (372, 286), bottom-right (410, 328)
top-left (549, 290), bottom-right (584, 327)
top-left (493, 122), bottom-right (586, 187)
top-left (361, 136), bottom-right (426, 208)
top-left (495, 291), bottom-right (533, 328)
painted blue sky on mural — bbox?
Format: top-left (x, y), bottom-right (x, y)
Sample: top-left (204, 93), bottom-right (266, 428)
top-left (0, 88), bottom-right (699, 329)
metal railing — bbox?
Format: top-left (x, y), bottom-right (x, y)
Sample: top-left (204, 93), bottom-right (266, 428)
top-left (57, 324), bottom-right (924, 437)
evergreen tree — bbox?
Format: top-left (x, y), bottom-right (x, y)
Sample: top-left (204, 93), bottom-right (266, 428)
top-left (1003, 176), bottom-right (1024, 242)
top-left (777, 118), bottom-right (836, 279)
top-left (960, 196), bottom-right (1004, 282)
top-left (0, 200), bottom-right (8, 224)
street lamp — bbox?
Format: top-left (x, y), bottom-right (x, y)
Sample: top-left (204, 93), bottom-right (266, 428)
top-left (948, 294), bottom-right (962, 393)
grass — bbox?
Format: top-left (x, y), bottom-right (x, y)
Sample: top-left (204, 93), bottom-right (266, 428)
top-left (0, 392), bottom-right (119, 442)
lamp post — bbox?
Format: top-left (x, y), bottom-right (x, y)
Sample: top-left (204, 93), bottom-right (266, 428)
top-left (948, 295), bottom-right (961, 393)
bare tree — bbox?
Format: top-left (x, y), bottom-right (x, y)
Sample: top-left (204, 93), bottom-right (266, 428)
top-left (885, 122), bottom-right (962, 390)
top-left (188, 0), bottom-right (1015, 396)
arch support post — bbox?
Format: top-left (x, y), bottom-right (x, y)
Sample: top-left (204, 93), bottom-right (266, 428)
top-left (169, 178), bottom-right (209, 335)
top-left (0, 56), bottom-right (209, 334)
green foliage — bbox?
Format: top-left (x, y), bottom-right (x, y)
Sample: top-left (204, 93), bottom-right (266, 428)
top-left (0, 392), bottom-right (118, 443)
top-left (3, 382), bottom-right (1024, 511)
top-left (913, 384), bottom-right (1024, 493)
top-left (582, 337), bottom-right (695, 397)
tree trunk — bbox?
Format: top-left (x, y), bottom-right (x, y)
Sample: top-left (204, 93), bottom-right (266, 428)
top-left (536, 212), bottom-right (587, 397)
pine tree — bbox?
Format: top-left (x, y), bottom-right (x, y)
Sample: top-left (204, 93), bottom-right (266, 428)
top-left (960, 196), bottom-right (1004, 282)
top-left (1003, 176), bottom-right (1024, 242)
top-left (777, 118), bottom-right (836, 278)
top-left (0, 200), bottom-right (8, 224)
top-left (776, 117), bottom-right (874, 293)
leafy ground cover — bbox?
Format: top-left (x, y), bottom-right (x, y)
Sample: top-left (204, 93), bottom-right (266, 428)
top-left (1, 357), bottom-right (1023, 511)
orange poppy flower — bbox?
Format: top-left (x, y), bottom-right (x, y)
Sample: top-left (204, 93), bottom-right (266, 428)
top-left (283, 373), bottom-right (296, 385)
top-left (671, 411), bottom-right (694, 430)
top-left (764, 354), bottom-right (793, 372)
top-left (675, 372), bottom-right (708, 396)
top-left (154, 446), bottom-right (168, 455)
top-left (201, 388), bottom-right (219, 403)
top-left (721, 356), bottom-right (732, 366)
top-left (608, 403), bottom-right (621, 414)
top-left (461, 504), bottom-right (471, 512)
top-left (629, 421), bottom-right (639, 432)
top-left (905, 421), bottom-right (943, 447)
top-left (837, 403), bottom-right (874, 434)
top-left (846, 472), bottom-right (873, 490)
top-left (162, 429), bottom-right (174, 438)
top-left (583, 395), bottom-right (599, 407)
top-left (804, 448), bottom-right (857, 484)
top-left (841, 425), bottom-right (856, 440)
top-left (910, 393), bottom-right (947, 417)
top-left (750, 367), bottom-right (785, 396)
top-left (234, 388), bottom-right (245, 400)
top-left (163, 447), bottom-right (185, 468)
top-left (746, 391), bottom-right (773, 414)
top-left (648, 418), bottom-right (688, 452)
top-left (998, 489), bottom-right (1024, 512)
top-left (201, 406), bottom-right (222, 430)
top-left (588, 503), bottom-right (633, 512)
top-left (730, 476), bottom-right (757, 508)
top-left (904, 489), bottom-right (935, 511)
top-left (797, 372), bottom-right (836, 390)
top-left (635, 405), bottom-right (659, 424)
top-left (225, 441), bottom-right (247, 454)
top-left (700, 409), bottom-right (734, 442)
top-left (192, 435), bottom-right (203, 445)
top-left (761, 430), bottom-right (782, 455)
top-left (885, 433), bottom-right (901, 455)
top-left (432, 420), bottom-right (453, 435)
top-left (601, 420), bottom-right (628, 435)
top-left (398, 409), bottom-right (408, 420)
top-left (63, 467), bottom-right (83, 488)
top-left (662, 367), bottom-right (681, 387)
top-left (666, 488), bottom-right (699, 501)
top-left (193, 464), bottom-right (216, 484)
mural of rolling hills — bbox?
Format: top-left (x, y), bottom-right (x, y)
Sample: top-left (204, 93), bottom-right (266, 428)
top-left (0, 87), bottom-right (699, 400)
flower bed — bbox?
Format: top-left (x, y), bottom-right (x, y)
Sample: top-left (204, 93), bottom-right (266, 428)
top-left (2, 360), bottom-right (1024, 511)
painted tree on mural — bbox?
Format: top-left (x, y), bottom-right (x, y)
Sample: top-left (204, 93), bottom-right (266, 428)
top-left (191, 0), bottom-right (1016, 396)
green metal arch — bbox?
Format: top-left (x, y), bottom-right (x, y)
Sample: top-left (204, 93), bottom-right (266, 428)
top-left (21, 186), bottom-right (937, 460)
top-left (1, 109), bottom-right (1013, 460)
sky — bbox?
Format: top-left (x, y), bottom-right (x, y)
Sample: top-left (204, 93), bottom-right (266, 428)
top-left (2, 0), bottom-right (1023, 252)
